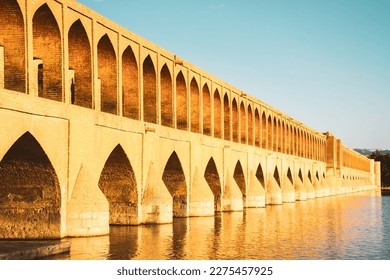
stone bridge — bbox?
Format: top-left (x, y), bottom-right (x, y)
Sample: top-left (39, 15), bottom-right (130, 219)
top-left (0, 0), bottom-right (381, 239)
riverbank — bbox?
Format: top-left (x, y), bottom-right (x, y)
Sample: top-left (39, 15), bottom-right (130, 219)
top-left (0, 240), bottom-right (70, 260)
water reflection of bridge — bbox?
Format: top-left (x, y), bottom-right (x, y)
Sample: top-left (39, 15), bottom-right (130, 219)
top-left (0, 0), bottom-right (381, 239)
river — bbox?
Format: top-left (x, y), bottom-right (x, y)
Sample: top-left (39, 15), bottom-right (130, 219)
top-left (52, 190), bottom-right (390, 260)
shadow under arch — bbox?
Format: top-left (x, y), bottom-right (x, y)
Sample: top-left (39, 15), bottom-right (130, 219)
top-left (162, 151), bottom-right (188, 217)
top-left (204, 157), bottom-right (222, 211)
top-left (233, 160), bottom-right (246, 205)
top-left (0, 132), bottom-right (61, 239)
top-left (98, 144), bottom-right (138, 225)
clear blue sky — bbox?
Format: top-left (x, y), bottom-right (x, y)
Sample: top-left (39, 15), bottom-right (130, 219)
top-left (78, 0), bottom-right (390, 149)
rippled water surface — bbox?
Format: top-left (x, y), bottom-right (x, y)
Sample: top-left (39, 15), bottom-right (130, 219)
top-left (55, 191), bottom-right (390, 260)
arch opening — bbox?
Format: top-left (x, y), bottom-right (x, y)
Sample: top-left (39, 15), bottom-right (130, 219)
top-left (176, 71), bottom-right (187, 130)
top-left (233, 161), bottom-right (246, 204)
top-left (98, 34), bottom-right (117, 114)
top-left (261, 112), bottom-right (267, 149)
top-left (287, 168), bottom-right (293, 185)
top-left (190, 78), bottom-right (200, 133)
top-left (255, 109), bottom-right (260, 147)
top-left (232, 98), bottom-right (239, 142)
top-left (255, 164), bottom-right (265, 187)
top-left (274, 166), bottom-right (281, 187)
top-left (143, 55), bottom-right (157, 123)
top-left (122, 46), bottom-right (139, 119)
top-left (33, 4), bottom-right (62, 101)
top-left (223, 94), bottom-right (230, 141)
top-left (298, 169), bottom-right (303, 182)
top-left (0, 132), bottom-right (61, 238)
top-left (248, 105), bottom-right (254, 146)
top-left (162, 152), bottom-right (187, 217)
top-left (204, 158), bottom-right (222, 211)
top-left (160, 64), bottom-right (173, 127)
top-left (202, 84), bottom-right (211, 136)
top-left (98, 145), bottom-right (138, 225)
top-left (213, 89), bottom-right (222, 138)
top-left (0, 0), bottom-right (25, 92)
top-left (68, 20), bottom-right (92, 108)
top-left (240, 102), bottom-right (246, 144)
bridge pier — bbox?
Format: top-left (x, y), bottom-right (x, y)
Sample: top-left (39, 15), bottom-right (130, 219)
top-left (222, 170), bottom-right (244, 211)
top-left (266, 176), bottom-right (282, 205)
top-left (189, 168), bottom-right (214, 216)
top-left (66, 166), bottom-right (109, 237)
top-left (294, 177), bottom-right (307, 201)
top-left (246, 171), bottom-right (266, 208)
top-left (141, 162), bottom-right (173, 224)
top-left (304, 177), bottom-right (315, 199)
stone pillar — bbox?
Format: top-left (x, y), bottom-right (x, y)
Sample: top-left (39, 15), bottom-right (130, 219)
top-left (189, 167), bottom-right (214, 216)
top-left (282, 176), bottom-right (295, 203)
top-left (294, 176), bottom-right (307, 201)
top-left (67, 166), bottom-right (110, 237)
top-left (0, 46), bottom-right (4, 89)
top-left (246, 171), bottom-right (265, 207)
top-left (222, 170), bottom-right (244, 211)
top-left (304, 177), bottom-right (315, 199)
top-left (141, 161), bottom-right (173, 224)
top-left (266, 176), bottom-right (282, 205)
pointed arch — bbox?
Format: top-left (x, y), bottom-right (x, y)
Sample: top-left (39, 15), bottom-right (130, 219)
top-left (255, 164), bottom-right (265, 187)
top-left (202, 84), bottom-right (211, 136)
top-left (160, 64), bottom-right (173, 127)
top-left (162, 152), bottom-right (187, 217)
top-left (68, 19), bottom-right (92, 108)
top-left (248, 104), bottom-right (254, 146)
top-left (267, 115), bottom-right (273, 150)
top-left (143, 55), bottom-right (157, 123)
top-left (190, 78), bottom-right (200, 133)
top-left (223, 93), bottom-right (230, 140)
top-left (273, 117), bottom-right (277, 151)
top-left (234, 161), bottom-right (246, 196)
top-left (287, 168), bottom-right (293, 185)
top-left (261, 112), bottom-right (267, 149)
top-left (240, 102), bottom-right (246, 144)
top-left (308, 170), bottom-right (312, 183)
top-left (298, 169), bottom-right (303, 182)
top-left (274, 166), bottom-right (281, 187)
top-left (0, 0), bottom-right (25, 92)
top-left (98, 145), bottom-right (138, 224)
top-left (33, 4), bottom-right (62, 101)
top-left (97, 34), bottom-right (117, 114)
top-left (122, 45), bottom-right (139, 119)
top-left (0, 132), bottom-right (61, 238)
top-left (254, 108), bottom-right (261, 147)
top-left (281, 121), bottom-right (286, 153)
top-left (232, 98), bottom-right (239, 142)
top-left (213, 89), bottom-right (222, 138)
top-left (277, 119), bottom-right (282, 152)
top-left (176, 71), bottom-right (187, 130)
top-left (204, 157), bottom-right (222, 211)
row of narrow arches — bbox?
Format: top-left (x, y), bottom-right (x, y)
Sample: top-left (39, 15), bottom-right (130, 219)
top-left (0, 0), bottom-right (326, 161)
top-left (0, 130), bottom-right (370, 238)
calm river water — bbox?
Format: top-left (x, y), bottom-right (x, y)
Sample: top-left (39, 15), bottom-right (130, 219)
top-left (54, 190), bottom-right (390, 260)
